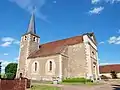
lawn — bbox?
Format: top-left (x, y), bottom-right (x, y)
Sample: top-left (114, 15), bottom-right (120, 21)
top-left (61, 82), bottom-right (100, 86)
top-left (31, 85), bottom-right (61, 90)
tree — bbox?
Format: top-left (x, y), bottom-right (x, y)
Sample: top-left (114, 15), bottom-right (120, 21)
top-left (5, 63), bottom-right (18, 79)
top-left (110, 70), bottom-right (118, 79)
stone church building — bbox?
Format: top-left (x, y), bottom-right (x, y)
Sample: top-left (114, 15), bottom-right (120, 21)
top-left (16, 12), bottom-right (100, 81)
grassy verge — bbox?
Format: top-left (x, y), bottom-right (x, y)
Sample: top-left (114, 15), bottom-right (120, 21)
top-left (61, 82), bottom-right (100, 86)
top-left (31, 85), bottom-right (61, 90)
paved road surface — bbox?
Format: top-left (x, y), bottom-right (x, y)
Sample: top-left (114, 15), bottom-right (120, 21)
top-left (31, 80), bottom-right (120, 90)
top-left (61, 84), bottom-right (120, 90)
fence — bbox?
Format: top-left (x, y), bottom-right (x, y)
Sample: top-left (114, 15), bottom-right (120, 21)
top-left (0, 78), bottom-right (31, 90)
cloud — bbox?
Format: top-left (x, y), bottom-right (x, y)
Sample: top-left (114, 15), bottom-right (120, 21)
top-left (4, 53), bottom-right (9, 56)
top-left (105, 0), bottom-right (120, 4)
top-left (1, 37), bottom-right (14, 42)
top-left (91, 0), bottom-right (120, 4)
top-left (89, 7), bottom-right (104, 14)
top-left (8, 0), bottom-right (49, 22)
top-left (100, 62), bottom-right (119, 65)
top-left (1, 42), bottom-right (12, 47)
top-left (13, 41), bottom-right (20, 45)
top-left (92, 0), bottom-right (101, 4)
top-left (100, 63), bottom-right (110, 65)
top-left (99, 41), bottom-right (105, 45)
top-left (108, 36), bottom-right (120, 44)
top-left (0, 37), bottom-right (20, 47)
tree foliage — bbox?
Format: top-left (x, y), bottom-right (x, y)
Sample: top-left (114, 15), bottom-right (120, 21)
top-left (5, 63), bottom-right (18, 79)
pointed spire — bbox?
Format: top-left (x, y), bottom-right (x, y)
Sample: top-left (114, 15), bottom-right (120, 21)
top-left (27, 7), bottom-right (36, 34)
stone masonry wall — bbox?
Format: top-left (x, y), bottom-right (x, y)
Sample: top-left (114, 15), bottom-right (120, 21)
top-left (67, 43), bottom-right (86, 78)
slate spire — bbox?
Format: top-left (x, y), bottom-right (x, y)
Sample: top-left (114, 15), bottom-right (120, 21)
top-left (27, 7), bottom-right (36, 34)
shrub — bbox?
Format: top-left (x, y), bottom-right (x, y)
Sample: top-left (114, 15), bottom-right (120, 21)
top-left (3, 74), bottom-right (7, 79)
top-left (110, 71), bottom-right (118, 79)
top-left (6, 73), bottom-right (15, 80)
top-left (5, 63), bottom-right (17, 79)
top-left (63, 78), bottom-right (92, 83)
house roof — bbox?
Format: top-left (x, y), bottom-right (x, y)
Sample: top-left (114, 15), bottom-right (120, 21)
top-left (99, 64), bottom-right (120, 73)
top-left (28, 35), bottom-right (83, 58)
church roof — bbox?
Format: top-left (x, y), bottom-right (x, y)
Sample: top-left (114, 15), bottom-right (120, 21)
top-left (99, 64), bottom-right (120, 73)
top-left (28, 35), bottom-right (83, 58)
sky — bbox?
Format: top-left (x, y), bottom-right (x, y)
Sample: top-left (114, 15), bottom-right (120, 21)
top-left (0, 0), bottom-right (120, 72)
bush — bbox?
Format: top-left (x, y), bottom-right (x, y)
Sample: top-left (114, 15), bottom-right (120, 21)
top-left (63, 78), bottom-right (92, 83)
top-left (3, 74), bottom-right (7, 79)
top-left (6, 73), bottom-right (15, 80)
top-left (5, 63), bottom-right (17, 79)
top-left (110, 71), bottom-right (118, 79)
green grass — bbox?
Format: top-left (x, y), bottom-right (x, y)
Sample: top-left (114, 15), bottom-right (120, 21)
top-left (62, 77), bottom-right (92, 83)
top-left (31, 85), bottom-right (61, 90)
top-left (61, 82), bottom-right (101, 86)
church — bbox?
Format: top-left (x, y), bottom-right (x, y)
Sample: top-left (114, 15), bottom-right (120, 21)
top-left (16, 11), bottom-right (100, 81)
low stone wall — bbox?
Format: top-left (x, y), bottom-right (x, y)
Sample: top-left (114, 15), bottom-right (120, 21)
top-left (0, 79), bottom-right (31, 90)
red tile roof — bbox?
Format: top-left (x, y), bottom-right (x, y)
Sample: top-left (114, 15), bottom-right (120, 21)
top-left (28, 35), bottom-right (83, 58)
top-left (99, 64), bottom-right (120, 73)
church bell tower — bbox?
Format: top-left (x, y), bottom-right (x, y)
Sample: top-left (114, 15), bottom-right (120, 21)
top-left (16, 10), bottom-right (40, 78)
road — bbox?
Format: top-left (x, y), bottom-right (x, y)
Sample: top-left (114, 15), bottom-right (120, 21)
top-left (61, 84), bottom-right (120, 90)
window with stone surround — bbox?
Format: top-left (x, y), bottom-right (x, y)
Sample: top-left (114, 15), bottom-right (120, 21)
top-left (35, 62), bottom-right (37, 71)
top-left (32, 61), bottom-right (39, 73)
top-left (45, 60), bottom-right (56, 75)
top-left (49, 61), bottom-right (52, 71)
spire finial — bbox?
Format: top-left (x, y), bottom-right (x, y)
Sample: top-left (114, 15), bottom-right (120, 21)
top-left (32, 6), bottom-right (36, 14)
top-left (27, 6), bottom-right (36, 34)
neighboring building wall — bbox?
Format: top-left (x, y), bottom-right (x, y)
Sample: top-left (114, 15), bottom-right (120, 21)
top-left (27, 55), bottom-right (60, 81)
top-left (67, 43), bottom-right (86, 78)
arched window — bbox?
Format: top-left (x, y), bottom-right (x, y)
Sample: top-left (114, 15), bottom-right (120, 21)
top-left (49, 61), bottom-right (52, 71)
top-left (33, 37), bottom-right (36, 41)
top-left (92, 51), bottom-right (96, 58)
top-left (32, 61), bottom-right (39, 73)
top-left (35, 62), bottom-right (37, 71)
top-left (20, 73), bottom-right (22, 78)
top-left (25, 36), bottom-right (27, 40)
top-left (92, 51), bottom-right (94, 55)
top-left (45, 60), bottom-right (56, 75)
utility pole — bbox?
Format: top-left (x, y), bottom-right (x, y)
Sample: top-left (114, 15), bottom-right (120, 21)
top-left (0, 62), bottom-right (1, 79)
